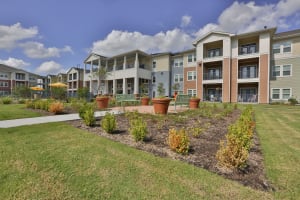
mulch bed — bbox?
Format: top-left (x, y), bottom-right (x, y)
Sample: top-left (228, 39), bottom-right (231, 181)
top-left (66, 108), bottom-right (273, 192)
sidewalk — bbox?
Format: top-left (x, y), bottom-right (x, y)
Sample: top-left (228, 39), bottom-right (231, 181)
top-left (0, 110), bottom-right (122, 128)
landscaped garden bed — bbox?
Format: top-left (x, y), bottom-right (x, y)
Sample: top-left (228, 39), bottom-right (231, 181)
top-left (68, 103), bottom-right (272, 191)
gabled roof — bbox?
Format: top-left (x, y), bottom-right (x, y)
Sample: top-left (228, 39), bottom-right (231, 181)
top-left (193, 31), bottom-right (232, 46)
top-left (0, 63), bottom-right (41, 77)
top-left (66, 67), bottom-right (84, 74)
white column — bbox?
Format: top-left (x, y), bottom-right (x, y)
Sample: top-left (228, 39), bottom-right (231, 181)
top-left (97, 58), bottom-right (101, 95)
top-left (113, 59), bottom-right (116, 71)
top-left (123, 78), bottom-right (126, 94)
top-left (134, 52), bottom-right (139, 68)
top-left (83, 63), bottom-right (86, 87)
top-left (134, 77), bottom-right (139, 95)
top-left (113, 79), bottom-right (116, 95)
top-left (104, 80), bottom-right (108, 95)
top-left (90, 62), bottom-right (93, 95)
top-left (123, 56), bottom-right (126, 70)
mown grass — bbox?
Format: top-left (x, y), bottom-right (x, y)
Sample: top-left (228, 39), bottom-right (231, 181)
top-left (0, 104), bottom-right (42, 120)
top-left (254, 104), bottom-right (300, 199)
top-left (0, 122), bottom-right (272, 200)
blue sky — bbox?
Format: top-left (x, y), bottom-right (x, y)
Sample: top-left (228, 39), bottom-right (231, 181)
top-left (0, 0), bottom-right (299, 75)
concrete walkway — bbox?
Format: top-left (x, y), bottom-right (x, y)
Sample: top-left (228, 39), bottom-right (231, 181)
top-left (0, 110), bottom-right (122, 128)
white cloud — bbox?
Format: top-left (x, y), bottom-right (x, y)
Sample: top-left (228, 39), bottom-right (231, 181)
top-left (35, 61), bottom-right (65, 75)
top-left (0, 23), bottom-right (38, 50)
top-left (0, 57), bottom-right (30, 68)
top-left (91, 28), bottom-right (194, 56)
top-left (194, 0), bottom-right (300, 38)
top-left (20, 42), bottom-right (73, 59)
top-left (90, 0), bottom-right (300, 56)
top-left (181, 15), bottom-right (192, 27)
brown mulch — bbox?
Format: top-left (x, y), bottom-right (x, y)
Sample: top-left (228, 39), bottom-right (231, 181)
top-left (66, 108), bottom-right (272, 191)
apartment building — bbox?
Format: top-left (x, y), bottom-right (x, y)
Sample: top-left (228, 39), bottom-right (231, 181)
top-left (83, 50), bottom-right (152, 97)
top-left (82, 27), bottom-right (299, 103)
top-left (0, 64), bottom-right (42, 96)
top-left (66, 67), bottom-right (84, 97)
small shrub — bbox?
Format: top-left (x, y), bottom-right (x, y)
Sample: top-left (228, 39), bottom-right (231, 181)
top-left (129, 117), bottom-right (148, 142)
top-left (18, 99), bottom-right (26, 104)
top-left (79, 103), bottom-right (93, 119)
top-left (288, 97), bottom-right (298, 105)
top-left (168, 128), bottom-right (190, 154)
top-left (189, 127), bottom-right (203, 137)
top-left (83, 108), bottom-right (95, 126)
top-left (101, 112), bottom-right (116, 133)
top-left (1, 97), bottom-right (12, 104)
top-left (48, 102), bottom-right (64, 114)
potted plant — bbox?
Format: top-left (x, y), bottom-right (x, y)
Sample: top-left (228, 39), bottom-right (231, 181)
top-left (152, 83), bottom-right (171, 114)
top-left (93, 67), bottom-right (110, 109)
top-left (140, 83), bottom-right (150, 106)
top-left (189, 96), bottom-right (200, 109)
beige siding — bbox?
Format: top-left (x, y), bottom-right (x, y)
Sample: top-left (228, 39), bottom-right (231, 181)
top-left (153, 55), bottom-right (170, 71)
top-left (270, 57), bottom-right (300, 101)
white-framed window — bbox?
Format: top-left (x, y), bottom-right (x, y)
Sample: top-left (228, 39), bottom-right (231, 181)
top-left (187, 71), bottom-right (196, 81)
top-left (272, 64), bottom-right (292, 77)
top-left (272, 41), bottom-right (292, 54)
top-left (271, 88), bottom-right (291, 100)
top-left (174, 74), bottom-right (183, 83)
top-left (0, 81), bottom-right (9, 87)
top-left (187, 89), bottom-right (197, 97)
top-left (174, 58), bottom-right (183, 67)
top-left (152, 61), bottom-right (156, 68)
top-left (187, 54), bottom-right (196, 63)
top-left (0, 73), bottom-right (8, 78)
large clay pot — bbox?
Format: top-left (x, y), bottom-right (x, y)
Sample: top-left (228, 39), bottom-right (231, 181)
top-left (189, 98), bottom-right (200, 109)
top-left (152, 98), bottom-right (171, 114)
top-left (141, 97), bottom-right (150, 106)
top-left (96, 96), bottom-right (109, 109)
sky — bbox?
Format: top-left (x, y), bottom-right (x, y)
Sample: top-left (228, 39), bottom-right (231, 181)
top-left (0, 0), bottom-right (300, 76)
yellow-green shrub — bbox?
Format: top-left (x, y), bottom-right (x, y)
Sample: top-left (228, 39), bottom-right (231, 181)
top-left (48, 102), bottom-right (64, 114)
top-left (129, 117), bottom-right (148, 142)
top-left (83, 107), bottom-right (95, 126)
top-left (101, 112), bottom-right (116, 133)
top-left (168, 128), bottom-right (190, 154)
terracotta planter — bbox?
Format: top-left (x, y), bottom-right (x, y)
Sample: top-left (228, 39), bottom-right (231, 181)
top-left (141, 97), bottom-right (150, 106)
top-left (152, 98), bottom-right (171, 114)
top-left (189, 98), bottom-right (200, 109)
top-left (96, 96), bottom-right (109, 109)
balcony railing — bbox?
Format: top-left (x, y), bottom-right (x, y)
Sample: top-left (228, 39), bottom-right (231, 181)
top-left (238, 71), bottom-right (258, 79)
top-left (239, 46), bottom-right (258, 55)
top-left (203, 72), bottom-right (222, 80)
top-left (238, 94), bottom-right (257, 103)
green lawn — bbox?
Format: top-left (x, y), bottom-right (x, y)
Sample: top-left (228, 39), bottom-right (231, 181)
top-left (0, 104), bottom-right (42, 120)
top-left (0, 122), bottom-right (271, 199)
top-left (254, 105), bottom-right (300, 199)
top-left (0, 104), bottom-right (299, 199)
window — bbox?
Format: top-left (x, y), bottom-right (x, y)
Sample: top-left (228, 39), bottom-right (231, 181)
top-left (283, 42), bottom-right (291, 53)
top-left (272, 88), bottom-right (291, 100)
top-left (273, 42), bottom-right (292, 54)
top-left (152, 61), bottom-right (156, 68)
top-left (174, 58), bottom-right (183, 67)
top-left (69, 74), bottom-right (72, 80)
top-left (73, 73), bottom-right (77, 80)
top-left (187, 54), bottom-right (196, 63)
top-left (272, 64), bottom-right (292, 77)
top-left (282, 89), bottom-right (291, 99)
top-left (187, 71), bottom-right (196, 81)
top-left (0, 81), bottom-right (9, 87)
top-left (15, 73), bottom-right (25, 80)
top-left (187, 89), bottom-right (197, 97)
top-left (272, 89), bottom-right (280, 99)
top-left (174, 74), bottom-right (183, 83)
top-left (272, 66), bottom-right (281, 77)
top-left (152, 76), bottom-right (156, 83)
top-left (239, 65), bottom-right (257, 79)
top-left (240, 43), bottom-right (257, 54)
top-left (282, 65), bottom-right (291, 76)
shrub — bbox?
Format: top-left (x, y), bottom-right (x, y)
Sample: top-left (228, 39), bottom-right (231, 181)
top-left (18, 99), bottom-right (26, 104)
top-left (288, 97), bottom-right (298, 105)
top-left (1, 97), bottom-right (12, 104)
top-left (129, 117), bottom-right (148, 142)
top-left (79, 103), bottom-right (93, 119)
top-left (48, 102), bottom-right (64, 114)
top-left (168, 128), bottom-right (190, 154)
top-left (101, 112), bottom-right (116, 133)
top-left (189, 127), bottom-right (203, 137)
top-left (83, 107), bottom-right (95, 126)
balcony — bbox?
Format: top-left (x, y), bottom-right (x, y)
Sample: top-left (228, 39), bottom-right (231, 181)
top-left (238, 44), bottom-right (259, 59)
top-left (203, 72), bottom-right (222, 80)
top-left (238, 66), bottom-right (259, 83)
top-left (238, 93), bottom-right (257, 103)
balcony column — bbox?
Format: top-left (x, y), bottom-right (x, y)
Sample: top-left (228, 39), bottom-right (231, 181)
top-left (134, 52), bottom-right (139, 68)
top-left (83, 63), bottom-right (86, 87)
top-left (134, 52), bottom-right (139, 95)
top-left (113, 79), bottom-right (116, 95)
top-left (123, 78), bottom-right (126, 94)
top-left (123, 56), bottom-right (126, 70)
top-left (89, 61), bottom-right (93, 95)
top-left (134, 77), bottom-right (139, 95)
top-left (113, 59), bottom-right (116, 71)
top-left (97, 58), bottom-right (101, 94)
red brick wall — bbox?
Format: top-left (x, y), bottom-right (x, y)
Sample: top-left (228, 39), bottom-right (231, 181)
top-left (183, 66), bottom-right (196, 95)
top-left (231, 58), bottom-right (238, 102)
top-left (259, 54), bottom-right (269, 103)
top-left (222, 58), bottom-right (230, 102)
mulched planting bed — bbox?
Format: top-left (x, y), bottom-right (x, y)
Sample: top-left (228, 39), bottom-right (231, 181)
top-left (67, 107), bottom-right (272, 191)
